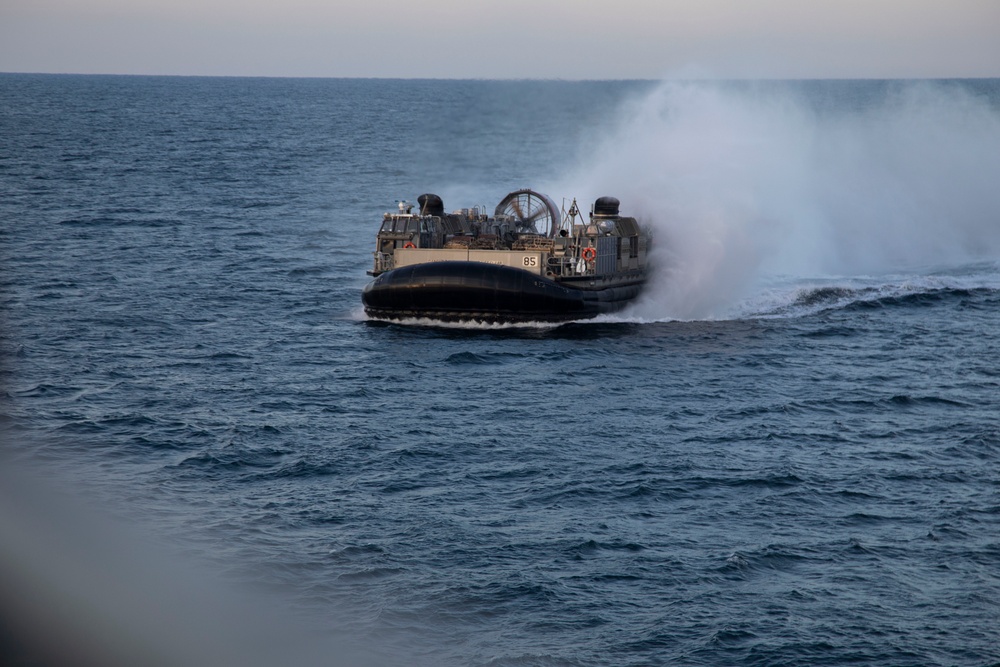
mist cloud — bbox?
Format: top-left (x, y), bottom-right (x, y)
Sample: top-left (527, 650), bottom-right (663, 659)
top-left (554, 81), bottom-right (1000, 320)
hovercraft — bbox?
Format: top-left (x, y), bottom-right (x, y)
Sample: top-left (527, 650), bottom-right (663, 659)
top-left (362, 189), bottom-right (651, 324)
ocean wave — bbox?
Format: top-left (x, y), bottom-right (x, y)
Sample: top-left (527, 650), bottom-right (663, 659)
top-left (731, 268), bottom-right (1000, 320)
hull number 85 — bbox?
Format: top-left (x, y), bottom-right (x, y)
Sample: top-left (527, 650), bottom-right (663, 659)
top-left (522, 256), bottom-right (538, 267)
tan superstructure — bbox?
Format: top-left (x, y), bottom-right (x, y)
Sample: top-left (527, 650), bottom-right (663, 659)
top-left (369, 189), bottom-right (650, 285)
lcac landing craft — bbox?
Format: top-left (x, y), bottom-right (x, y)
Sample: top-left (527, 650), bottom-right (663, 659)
top-left (362, 189), bottom-right (652, 324)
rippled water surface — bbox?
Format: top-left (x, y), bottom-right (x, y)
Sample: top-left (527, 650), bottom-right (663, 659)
top-left (2, 75), bottom-right (1000, 666)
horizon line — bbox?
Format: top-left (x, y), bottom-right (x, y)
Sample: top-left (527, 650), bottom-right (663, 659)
top-left (3, 71), bottom-right (1000, 83)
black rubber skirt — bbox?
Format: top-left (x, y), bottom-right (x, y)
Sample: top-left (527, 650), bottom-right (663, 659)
top-left (362, 261), bottom-right (643, 324)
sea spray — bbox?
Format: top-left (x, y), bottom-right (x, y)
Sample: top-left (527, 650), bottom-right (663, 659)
top-left (550, 80), bottom-right (1000, 321)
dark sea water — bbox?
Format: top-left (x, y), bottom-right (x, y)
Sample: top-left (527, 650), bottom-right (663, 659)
top-left (2, 74), bottom-right (1000, 666)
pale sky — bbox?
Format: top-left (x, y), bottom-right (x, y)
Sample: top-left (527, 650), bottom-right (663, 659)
top-left (1, 0), bottom-right (998, 79)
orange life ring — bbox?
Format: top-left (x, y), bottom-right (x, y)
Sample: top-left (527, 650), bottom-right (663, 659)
top-left (403, 242), bottom-right (416, 249)
top-left (582, 247), bottom-right (597, 261)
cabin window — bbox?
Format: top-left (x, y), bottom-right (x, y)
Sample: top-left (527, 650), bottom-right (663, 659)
top-left (629, 236), bottom-right (639, 258)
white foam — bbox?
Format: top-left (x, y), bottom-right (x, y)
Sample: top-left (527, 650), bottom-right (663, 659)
top-left (364, 315), bottom-right (567, 331)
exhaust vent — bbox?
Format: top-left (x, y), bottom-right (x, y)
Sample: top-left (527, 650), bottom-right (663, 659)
top-left (593, 196), bottom-right (620, 217)
top-left (418, 194), bottom-right (445, 217)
